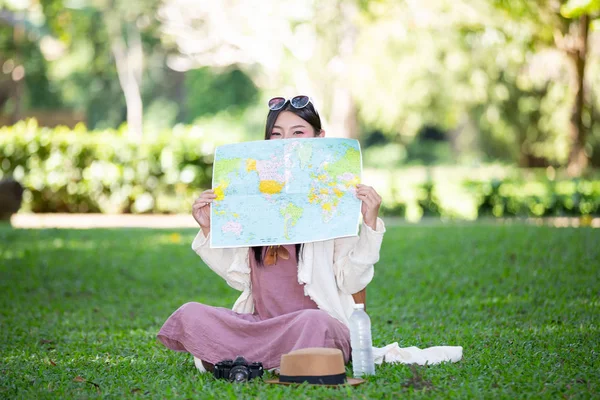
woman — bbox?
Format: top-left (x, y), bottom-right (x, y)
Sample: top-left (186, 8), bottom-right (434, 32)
top-left (157, 95), bottom-right (385, 371)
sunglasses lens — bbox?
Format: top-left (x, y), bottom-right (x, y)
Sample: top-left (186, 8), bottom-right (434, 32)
top-left (290, 95), bottom-right (310, 109)
top-left (268, 97), bottom-right (286, 110)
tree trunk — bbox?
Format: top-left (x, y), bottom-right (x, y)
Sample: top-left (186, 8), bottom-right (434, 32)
top-left (170, 69), bottom-right (186, 122)
top-left (567, 15), bottom-right (590, 176)
top-left (325, 1), bottom-right (359, 139)
top-left (106, 16), bottom-right (144, 140)
top-left (329, 86), bottom-right (358, 138)
top-left (10, 19), bottom-right (25, 124)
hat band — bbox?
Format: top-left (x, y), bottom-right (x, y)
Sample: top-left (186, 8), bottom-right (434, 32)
top-left (279, 373), bottom-right (347, 385)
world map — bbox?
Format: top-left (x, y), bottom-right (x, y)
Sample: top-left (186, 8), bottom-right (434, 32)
top-left (210, 138), bottom-right (362, 248)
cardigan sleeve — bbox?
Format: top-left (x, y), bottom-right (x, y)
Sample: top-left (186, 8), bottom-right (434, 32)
top-left (332, 217), bottom-right (386, 295)
top-left (191, 230), bottom-right (251, 292)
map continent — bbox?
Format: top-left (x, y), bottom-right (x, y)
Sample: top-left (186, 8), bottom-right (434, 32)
top-left (210, 138), bottom-right (362, 248)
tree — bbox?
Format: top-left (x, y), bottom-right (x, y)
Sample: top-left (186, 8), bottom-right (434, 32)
top-left (39, 0), bottom-right (162, 136)
top-left (157, 0), bottom-right (365, 138)
top-left (103, 5), bottom-right (144, 139)
top-left (494, 0), bottom-right (600, 175)
top-left (561, 0), bottom-right (599, 174)
top-left (95, 0), bottom-right (162, 139)
top-left (349, 0), bottom-right (494, 150)
top-left (355, 0), bottom-right (598, 168)
top-left (0, 4), bottom-right (59, 123)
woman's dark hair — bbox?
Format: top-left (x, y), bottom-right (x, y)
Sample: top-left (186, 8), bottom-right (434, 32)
top-left (264, 101), bottom-right (322, 139)
top-left (252, 100), bottom-right (320, 265)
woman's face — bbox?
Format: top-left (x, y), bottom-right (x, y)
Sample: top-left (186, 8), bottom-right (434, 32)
top-left (269, 111), bottom-right (325, 140)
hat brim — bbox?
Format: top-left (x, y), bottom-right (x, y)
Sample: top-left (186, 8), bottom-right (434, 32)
top-left (265, 377), bottom-right (365, 387)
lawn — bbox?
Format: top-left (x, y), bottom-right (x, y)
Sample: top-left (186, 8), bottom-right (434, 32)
top-left (0, 224), bottom-right (598, 399)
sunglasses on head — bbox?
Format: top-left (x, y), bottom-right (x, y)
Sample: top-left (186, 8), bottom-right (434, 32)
top-left (268, 95), bottom-right (312, 111)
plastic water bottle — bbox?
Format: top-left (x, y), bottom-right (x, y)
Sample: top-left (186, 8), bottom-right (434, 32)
top-left (349, 303), bottom-right (375, 377)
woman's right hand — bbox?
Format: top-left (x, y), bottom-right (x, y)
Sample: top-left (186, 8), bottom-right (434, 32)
top-left (192, 190), bottom-right (217, 236)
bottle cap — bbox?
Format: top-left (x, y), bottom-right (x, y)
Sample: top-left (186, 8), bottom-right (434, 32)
top-left (353, 303), bottom-right (365, 309)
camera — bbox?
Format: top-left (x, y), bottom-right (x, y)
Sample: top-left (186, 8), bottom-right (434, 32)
top-left (213, 356), bottom-right (264, 383)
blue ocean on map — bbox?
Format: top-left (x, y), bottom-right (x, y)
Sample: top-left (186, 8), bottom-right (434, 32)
top-left (210, 138), bottom-right (362, 248)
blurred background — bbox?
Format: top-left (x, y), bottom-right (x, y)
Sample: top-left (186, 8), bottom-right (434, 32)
top-left (1, 0), bottom-right (599, 223)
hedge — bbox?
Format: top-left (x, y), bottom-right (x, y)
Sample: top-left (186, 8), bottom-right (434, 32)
top-left (466, 178), bottom-right (600, 218)
top-left (1, 120), bottom-right (599, 218)
top-left (0, 120), bottom-right (214, 214)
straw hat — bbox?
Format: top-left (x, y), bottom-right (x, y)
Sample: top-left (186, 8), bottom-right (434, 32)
top-left (265, 348), bottom-right (366, 386)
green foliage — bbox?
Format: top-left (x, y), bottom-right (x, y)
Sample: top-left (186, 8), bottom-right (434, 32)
top-left (561, 0), bottom-right (600, 18)
top-left (352, 0), bottom-right (600, 168)
top-left (490, 0), bottom-right (598, 170)
top-left (417, 182), bottom-right (442, 217)
top-left (0, 9), bottom-right (64, 112)
top-left (4, 0), bottom-right (600, 170)
top-left (2, 0), bottom-right (184, 129)
top-left (363, 143), bottom-right (407, 168)
top-left (184, 68), bottom-right (259, 123)
top-left (379, 202), bottom-right (407, 218)
top-left (405, 141), bottom-right (456, 166)
top-left (471, 70), bottom-right (572, 166)
top-left (0, 120), bottom-right (218, 214)
top-left (0, 225), bottom-right (598, 398)
top-left (466, 178), bottom-right (600, 217)
top-left (352, 13), bottom-right (470, 137)
top-left (2, 122), bottom-right (599, 219)
top-left (362, 129), bottom-right (458, 167)
top-left (368, 166), bottom-right (600, 220)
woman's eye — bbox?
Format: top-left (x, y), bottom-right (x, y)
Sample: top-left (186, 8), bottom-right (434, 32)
top-left (271, 132), bottom-right (281, 136)
top-left (293, 131), bottom-right (304, 135)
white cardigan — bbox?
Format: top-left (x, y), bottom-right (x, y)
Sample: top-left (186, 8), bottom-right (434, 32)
top-left (192, 218), bottom-right (462, 366)
top-left (192, 218), bottom-right (386, 326)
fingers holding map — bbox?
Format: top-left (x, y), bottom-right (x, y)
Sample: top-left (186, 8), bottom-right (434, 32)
top-left (210, 138), bottom-right (363, 248)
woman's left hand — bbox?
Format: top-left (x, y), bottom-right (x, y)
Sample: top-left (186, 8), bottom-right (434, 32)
top-left (356, 184), bottom-right (382, 230)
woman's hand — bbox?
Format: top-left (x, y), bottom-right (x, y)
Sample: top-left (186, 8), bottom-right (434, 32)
top-left (356, 184), bottom-right (382, 230)
top-left (192, 190), bottom-right (217, 236)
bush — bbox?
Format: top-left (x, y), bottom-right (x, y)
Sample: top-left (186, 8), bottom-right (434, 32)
top-left (1, 121), bottom-right (599, 218)
top-left (0, 120), bottom-right (215, 214)
top-left (465, 178), bottom-right (600, 218)
top-left (379, 202), bottom-right (407, 218)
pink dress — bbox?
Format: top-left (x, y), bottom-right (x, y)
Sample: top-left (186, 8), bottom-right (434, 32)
top-left (157, 245), bottom-right (350, 369)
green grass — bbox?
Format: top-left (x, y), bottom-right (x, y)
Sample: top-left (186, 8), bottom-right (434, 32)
top-left (1, 224), bottom-right (598, 399)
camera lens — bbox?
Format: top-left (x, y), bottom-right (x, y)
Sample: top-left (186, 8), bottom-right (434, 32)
top-left (233, 371), bottom-right (247, 383)
top-left (229, 366), bottom-right (249, 383)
